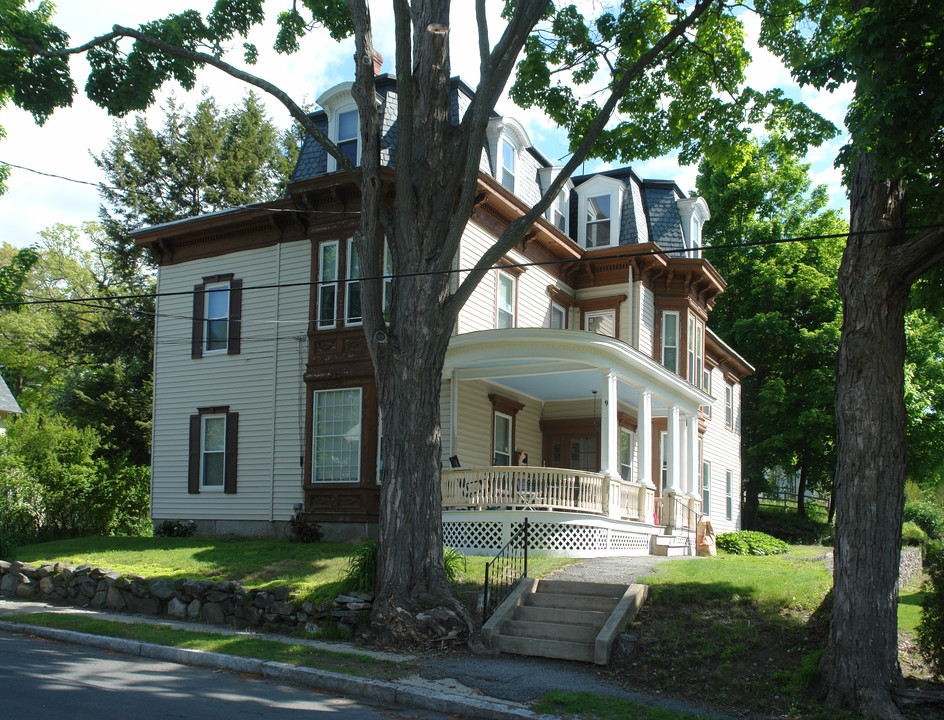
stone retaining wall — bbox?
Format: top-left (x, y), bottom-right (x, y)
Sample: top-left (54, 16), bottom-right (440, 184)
top-left (900, 546), bottom-right (923, 589)
top-left (0, 559), bottom-right (372, 635)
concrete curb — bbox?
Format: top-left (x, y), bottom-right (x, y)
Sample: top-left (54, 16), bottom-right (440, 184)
top-left (0, 619), bottom-right (560, 720)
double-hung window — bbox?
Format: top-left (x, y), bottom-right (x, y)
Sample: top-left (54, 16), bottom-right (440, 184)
top-left (496, 271), bottom-right (516, 329)
top-left (346, 239), bottom-right (362, 326)
top-left (687, 318), bottom-right (704, 387)
top-left (725, 384), bottom-right (734, 430)
top-left (662, 311), bottom-right (679, 373)
top-left (493, 411), bottom-right (512, 465)
top-left (551, 190), bottom-right (567, 232)
top-left (192, 274), bottom-right (242, 359)
top-left (337, 110), bottom-right (359, 165)
top-left (549, 302), bottom-right (566, 329)
top-left (585, 310), bottom-right (616, 337)
top-left (620, 429), bottom-right (636, 482)
top-left (318, 241), bottom-right (339, 329)
top-left (500, 139), bottom-right (516, 192)
top-left (702, 459), bottom-right (711, 516)
top-left (312, 388), bottom-right (362, 483)
top-left (586, 194), bottom-right (611, 248)
top-left (725, 470), bottom-right (733, 520)
top-left (188, 406), bottom-right (238, 494)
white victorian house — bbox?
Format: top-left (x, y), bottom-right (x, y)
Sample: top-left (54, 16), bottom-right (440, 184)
top-left (136, 76), bottom-right (751, 556)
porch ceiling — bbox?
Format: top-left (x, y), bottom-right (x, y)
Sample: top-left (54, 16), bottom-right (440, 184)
top-left (443, 328), bottom-right (710, 415)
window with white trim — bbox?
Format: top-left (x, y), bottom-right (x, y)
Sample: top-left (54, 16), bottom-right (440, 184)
top-left (337, 109), bottom-right (358, 166)
top-left (201, 414), bottom-right (226, 488)
top-left (659, 431), bottom-right (667, 491)
top-left (620, 429), bottom-right (636, 482)
top-left (662, 311), bottom-right (679, 373)
top-left (318, 241), bottom-right (339, 329)
top-left (725, 469), bottom-right (733, 520)
top-left (549, 302), bottom-right (566, 329)
top-left (725, 383), bottom-right (734, 429)
top-left (687, 317), bottom-right (704, 387)
top-left (585, 310), bottom-right (616, 337)
top-left (500, 138), bottom-right (516, 192)
top-left (702, 459), bottom-right (711, 516)
top-left (496, 271), bottom-right (516, 329)
top-left (586, 194), bottom-right (611, 248)
top-left (493, 411), bottom-right (512, 465)
top-left (204, 282), bottom-right (230, 353)
top-left (346, 238), bottom-right (361, 326)
top-left (313, 388), bottom-right (362, 483)
top-left (550, 190), bottom-right (567, 232)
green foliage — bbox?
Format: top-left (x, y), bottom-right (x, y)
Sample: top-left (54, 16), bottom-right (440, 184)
top-left (512, 2), bottom-right (835, 170)
top-left (903, 500), bottom-right (944, 540)
top-left (343, 539), bottom-right (377, 592)
top-left (284, 513), bottom-right (323, 543)
top-left (154, 519), bottom-right (196, 538)
top-left (756, 507), bottom-right (832, 545)
top-left (0, 413), bottom-right (150, 541)
top-left (443, 545), bottom-right (466, 583)
top-left (697, 137), bottom-right (845, 521)
top-left (904, 310), bottom-right (944, 490)
top-left (0, 246), bottom-right (38, 306)
top-left (716, 531), bottom-right (789, 556)
top-left (902, 521), bottom-right (928, 548)
top-left (917, 547), bottom-right (944, 678)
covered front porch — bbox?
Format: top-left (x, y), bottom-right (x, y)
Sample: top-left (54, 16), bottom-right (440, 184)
top-left (440, 329), bottom-right (709, 557)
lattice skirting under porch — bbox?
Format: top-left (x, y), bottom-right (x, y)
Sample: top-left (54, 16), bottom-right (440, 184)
top-left (442, 510), bottom-right (658, 557)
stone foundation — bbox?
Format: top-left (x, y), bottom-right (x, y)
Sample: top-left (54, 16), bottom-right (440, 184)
top-left (0, 559), bottom-right (372, 636)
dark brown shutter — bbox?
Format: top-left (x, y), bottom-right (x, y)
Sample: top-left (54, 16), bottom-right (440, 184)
top-left (188, 414), bottom-right (201, 494)
top-left (191, 283), bottom-right (205, 359)
top-left (228, 278), bottom-right (242, 355)
top-left (224, 411), bottom-right (239, 494)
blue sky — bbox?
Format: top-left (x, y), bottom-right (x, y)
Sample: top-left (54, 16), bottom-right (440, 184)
top-left (0, 1), bottom-right (852, 250)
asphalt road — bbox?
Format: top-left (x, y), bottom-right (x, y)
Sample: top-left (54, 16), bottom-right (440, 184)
top-left (0, 632), bottom-right (446, 720)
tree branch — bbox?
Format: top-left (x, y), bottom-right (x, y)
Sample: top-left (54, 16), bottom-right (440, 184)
top-left (449, 0), bottom-right (716, 312)
top-left (475, 0), bottom-right (490, 74)
top-left (890, 226), bottom-right (944, 286)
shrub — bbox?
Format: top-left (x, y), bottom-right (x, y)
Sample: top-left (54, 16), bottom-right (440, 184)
top-left (443, 545), bottom-right (467, 582)
top-left (285, 513), bottom-right (323, 543)
top-left (917, 546), bottom-right (944, 677)
top-left (904, 500), bottom-right (944, 540)
top-left (154, 519), bottom-right (196, 538)
top-left (344, 540), bottom-right (378, 592)
top-left (902, 521), bottom-right (928, 547)
top-left (716, 530), bottom-right (789, 556)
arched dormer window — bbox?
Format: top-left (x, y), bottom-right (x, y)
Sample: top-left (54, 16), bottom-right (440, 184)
top-left (486, 117), bottom-right (531, 195)
top-left (575, 175), bottom-right (625, 249)
top-left (537, 167), bottom-right (573, 234)
top-left (676, 196), bottom-right (711, 259)
top-left (317, 82), bottom-right (368, 172)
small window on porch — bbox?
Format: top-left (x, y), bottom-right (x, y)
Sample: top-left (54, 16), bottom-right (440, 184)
top-left (493, 411), bottom-right (512, 465)
top-left (585, 310), bottom-right (615, 337)
top-left (620, 429), bottom-right (635, 482)
top-left (550, 302), bottom-right (566, 329)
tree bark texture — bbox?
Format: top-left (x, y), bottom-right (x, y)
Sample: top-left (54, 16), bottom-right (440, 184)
top-left (818, 154), bottom-right (908, 720)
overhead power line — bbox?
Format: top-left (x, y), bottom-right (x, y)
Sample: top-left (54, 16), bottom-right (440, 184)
top-left (2, 223), bottom-right (941, 313)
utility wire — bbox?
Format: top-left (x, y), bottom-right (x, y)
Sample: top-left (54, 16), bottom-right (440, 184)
top-left (2, 223), bottom-right (941, 312)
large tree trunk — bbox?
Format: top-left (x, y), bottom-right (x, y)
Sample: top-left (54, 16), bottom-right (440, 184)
top-left (817, 155), bottom-right (908, 720)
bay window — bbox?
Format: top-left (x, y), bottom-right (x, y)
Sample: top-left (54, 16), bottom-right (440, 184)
top-left (312, 388), bottom-right (362, 483)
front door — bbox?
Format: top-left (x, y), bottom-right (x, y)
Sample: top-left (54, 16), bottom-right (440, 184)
top-left (543, 424), bottom-right (600, 472)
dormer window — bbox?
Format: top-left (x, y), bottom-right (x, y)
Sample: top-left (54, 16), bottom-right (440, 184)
top-left (676, 196), bottom-right (711, 259)
top-left (501, 139), bottom-right (516, 191)
top-left (538, 167), bottom-right (573, 235)
top-left (551, 190), bottom-right (567, 232)
top-left (338, 110), bottom-right (359, 165)
top-left (487, 116), bottom-right (531, 196)
top-left (586, 195), bottom-right (611, 248)
top-left (575, 175), bottom-right (624, 249)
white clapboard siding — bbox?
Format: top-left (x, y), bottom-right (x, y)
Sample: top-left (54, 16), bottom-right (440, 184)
top-left (453, 380), bottom-right (493, 467)
top-left (456, 221), bottom-right (499, 334)
top-left (700, 365), bottom-right (742, 532)
top-left (638, 284), bottom-right (655, 358)
top-left (151, 242), bottom-right (310, 522)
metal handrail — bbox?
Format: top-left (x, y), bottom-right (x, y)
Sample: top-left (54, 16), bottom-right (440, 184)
top-left (482, 517), bottom-right (529, 624)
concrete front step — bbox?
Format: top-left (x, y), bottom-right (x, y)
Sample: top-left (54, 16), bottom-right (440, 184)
top-left (482, 578), bottom-right (649, 665)
top-left (514, 604), bottom-right (609, 626)
top-left (491, 633), bottom-right (595, 663)
top-left (653, 543), bottom-right (690, 556)
top-left (503, 618), bottom-right (599, 643)
top-left (524, 591), bottom-right (619, 613)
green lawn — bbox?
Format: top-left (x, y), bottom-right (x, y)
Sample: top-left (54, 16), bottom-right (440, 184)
top-left (899, 571), bottom-right (927, 636)
top-left (11, 536), bottom-right (575, 605)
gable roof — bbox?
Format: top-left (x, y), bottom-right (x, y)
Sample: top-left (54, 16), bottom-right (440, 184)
top-left (0, 374), bottom-right (22, 414)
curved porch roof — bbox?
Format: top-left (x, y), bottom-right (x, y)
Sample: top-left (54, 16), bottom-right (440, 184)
top-left (443, 328), bottom-right (711, 416)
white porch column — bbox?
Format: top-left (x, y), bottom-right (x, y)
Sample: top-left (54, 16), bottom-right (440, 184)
top-left (679, 418), bottom-right (689, 495)
top-left (687, 413), bottom-right (699, 497)
top-left (600, 371), bottom-right (619, 478)
top-left (637, 390), bottom-right (653, 487)
top-left (666, 405), bottom-right (680, 493)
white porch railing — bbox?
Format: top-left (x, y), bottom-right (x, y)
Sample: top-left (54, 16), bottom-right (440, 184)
top-left (442, 467), bottom-right (655, 522)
